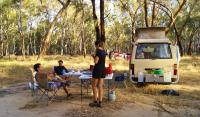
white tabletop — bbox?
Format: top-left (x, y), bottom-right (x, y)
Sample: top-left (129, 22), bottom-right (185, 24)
top-left (62, 72), bottom-right (82, 77)
top-left (79, 73), bottom-right (113, 80)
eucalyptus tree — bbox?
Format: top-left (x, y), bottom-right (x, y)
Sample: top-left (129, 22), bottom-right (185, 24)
top-left (38, 0), bottom-right (71, 60)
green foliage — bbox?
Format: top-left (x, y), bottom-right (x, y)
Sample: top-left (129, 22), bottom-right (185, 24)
top-left (0, 0), bottom-right (199, 57)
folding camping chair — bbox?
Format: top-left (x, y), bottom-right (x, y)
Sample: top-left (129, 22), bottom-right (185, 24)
top-left (35, 73), bottom-right (60, 105)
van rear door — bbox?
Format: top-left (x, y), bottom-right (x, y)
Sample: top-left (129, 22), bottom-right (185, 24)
top-left (130, 43), bottom-right (177, 82)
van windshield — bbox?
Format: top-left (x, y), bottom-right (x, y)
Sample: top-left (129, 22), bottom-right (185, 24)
top-left (135, 43), bottom-right (172, 59)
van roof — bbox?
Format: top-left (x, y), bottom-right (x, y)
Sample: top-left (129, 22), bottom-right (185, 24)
top-left (135, 39), bottom-right (171, 43)
top-left (136, 27), bottom-right (166, 39)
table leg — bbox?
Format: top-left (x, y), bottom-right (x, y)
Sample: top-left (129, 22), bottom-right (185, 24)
top-left (81, 79), bottom-right (83, 100)
top-left (108, 80), bottom-right (110, 101)
top-left (86, 80), bottom-right (89, 96)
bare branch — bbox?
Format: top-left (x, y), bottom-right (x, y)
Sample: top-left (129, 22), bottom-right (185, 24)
top-left (166, 0), bottom-right (187, 33)
top-left (104, 12), bottom-right (110, 19)
top-left (149, 0), bottom-right (172, 15)
top-left (151, 1), bottom-right (156, 26)
top-left (57, 0), bottom-right (65, 6)
top-left (176, 0), bottom-right (181, 6)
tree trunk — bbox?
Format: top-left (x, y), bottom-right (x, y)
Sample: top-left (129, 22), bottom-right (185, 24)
top-left (83, 45), bottom-right (86, 58)
top-left (5, 43), bottom-right (8, 56)
top-left (26, 45), bottom-right (29, 55)
top-left (0, 20), bottom-right (2, 57)
top-left (0, 40), bottom-right (2, 57)
top-left (131, 21), bottom-right (135, 43)
top-left (151, 1), bottom-right (156, 26)
top-left (33, 32), bottom-right (36, 55)
top-left (166, 0), bottom-right (186, 34)
top-left (144, 0), bottom-right (149, 27)
top-left (38, 0), bottom-right (71, 60)
top-left (172, 0), bottom-right (197, 56)
top-left (61, 22), bottom-right (65, 55)
top-left (12, 38), bottom-right (15, 55)
top-left (187, 28), bottom-right (198, 55)
top-left (174, 25), bottom-right (183, 56)
top-left (1, 42), bottom-right (3, 57)
top-left (91, 0), bottom-right (101, 41)
top-left (29, 31), bottom-right (33, 55)
top-left (80, 0), bottom-right (85, 56)
top-left (187, 39), bottom-right (192, 55)
top-left (18, 0), bottom-right (25, 59)
top-left (100, 0), bottom-right (105, 42)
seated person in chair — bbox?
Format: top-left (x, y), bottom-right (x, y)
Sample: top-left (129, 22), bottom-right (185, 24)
top-left (34, 63), bottom-right (71, 97)
top-left (53, 60), bottom-right (71, 86)
top-left (28, 63), bottom-right (40, 90)
top-left (54, 60), bottom-right (69, 76)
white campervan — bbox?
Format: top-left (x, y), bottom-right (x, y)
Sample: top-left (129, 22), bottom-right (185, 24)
top-left (129, 27), bottom-right (180, 84)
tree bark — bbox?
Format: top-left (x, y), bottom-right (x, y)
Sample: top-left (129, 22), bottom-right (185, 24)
top-left (91, 0), bottom-right (101, 41)
top-left (144, 0), bottom-right (149, 27)
top-left (187, 28), bottom-right (198, 55)
top-left (80, 0), bottom-right (86, 57)
top-left (61, 18), bottom-right (65, 55)
top-left (37, 0), bottom-right (71, 60)
top-left (100, 0), bottom-right (105, 42)
top-left (12, 39), bottom-right (15, 55)
top-left (174, 24), bottom-right (183, 56)
top-left (151, 1), bottom-right (156, 26)
top-left (187, 38), bottom-right (192, 55)
top-left (119, 0), bottom-right (139, 43)
top-left (0, 16), bottom-right (3, 57)
top-left (18, 0), bottom-right (25, 59)
top-left (5, 43), bottom-right (8, 56)
top-left (173, 0), bottom-right (197, 56)
top-left (33, 32), bottom-right (36, 55)
top-left (29, 31), bottom-right (33, 55)
top-left (1, 42), bottom-right (3, 57)
top-left (165, 0), bottom-right (186, 34)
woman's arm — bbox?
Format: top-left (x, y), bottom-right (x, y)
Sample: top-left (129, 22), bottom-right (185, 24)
top-left (94, 56), bottom-right (99, 64)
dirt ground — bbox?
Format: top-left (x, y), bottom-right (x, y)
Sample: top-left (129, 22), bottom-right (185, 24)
top-left (0, 83), bottom-right (172, 117)
top-left (0, 81), bottom-right (199, 117)
top-left (0, 56), bottom-right (200, 117)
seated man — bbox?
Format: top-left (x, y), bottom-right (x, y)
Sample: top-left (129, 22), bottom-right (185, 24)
top-left (54, 60), bottom-right (69, 75)
top-left (53, 60), bottom-right (71, 85)
top-left (34, 63), bottom-right (71, 97)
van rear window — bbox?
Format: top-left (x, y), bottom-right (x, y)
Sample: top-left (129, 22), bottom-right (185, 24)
top-left (135, 43), bottom-right (172, 59)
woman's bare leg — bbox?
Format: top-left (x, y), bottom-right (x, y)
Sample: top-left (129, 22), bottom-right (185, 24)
top-left (98, 78), bottom-right (104, 102)
top-left (63, 86), bottom-right (69, 95)
top-left (91, 78), bottom-right (98, 101)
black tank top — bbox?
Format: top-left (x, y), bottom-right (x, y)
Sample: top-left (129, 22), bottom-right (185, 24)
top-left (94, 49), bottom-right (106, 71)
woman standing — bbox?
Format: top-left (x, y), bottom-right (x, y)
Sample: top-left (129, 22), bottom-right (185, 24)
top-left (89, 40), bottom-right (106, 107)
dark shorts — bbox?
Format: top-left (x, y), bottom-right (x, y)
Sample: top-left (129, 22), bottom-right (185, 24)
top-left (92, 70), bottom-right (106, 79)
